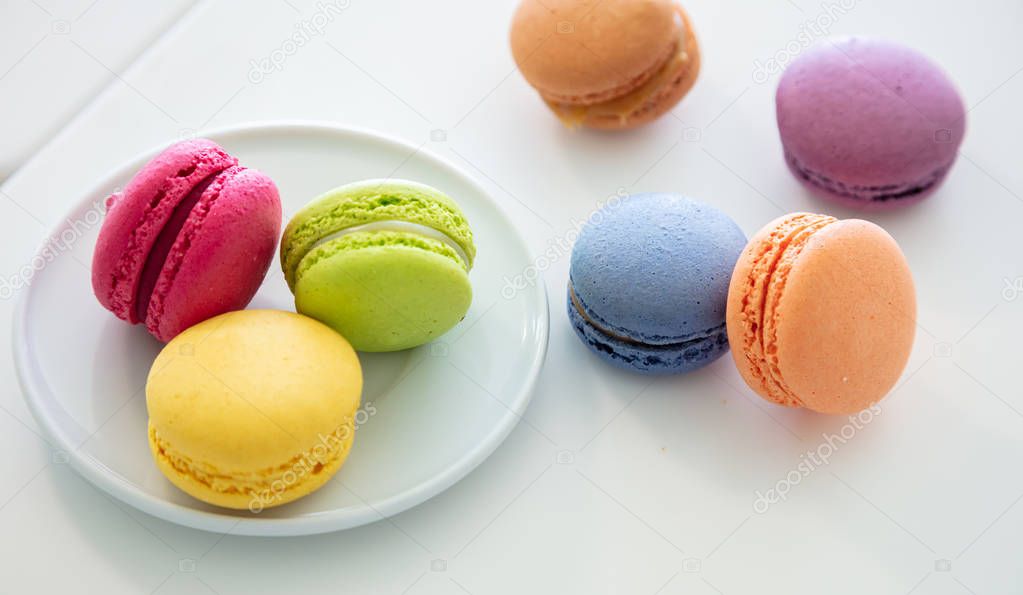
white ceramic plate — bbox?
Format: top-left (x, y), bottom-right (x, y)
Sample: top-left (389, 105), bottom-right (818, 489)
top-left (13, 122), bottom-right (549, 536)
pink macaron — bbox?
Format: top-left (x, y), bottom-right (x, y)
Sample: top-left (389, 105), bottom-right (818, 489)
top-left (92, 139), bottom-right (281, 342)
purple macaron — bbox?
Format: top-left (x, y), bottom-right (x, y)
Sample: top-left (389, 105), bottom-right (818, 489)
top-left (776, 37), bottom-right (966, 209)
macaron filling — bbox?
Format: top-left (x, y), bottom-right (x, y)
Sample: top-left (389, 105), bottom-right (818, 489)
top-left (306, 220), bottom-right (471, 270)
top-left (569, 284), bottom-right (724, 349)
top-left (737, 213), bottom-right (837, 407)
top-left (786, 152), bottom-right (953, 203)
top-left (106, 147), bottom-right (236, 322)
top-left (133, 169), bottom-right (224, 323)
top-left (545, 7), bottom-right (693, 127)
top-left (282, 184), bottom-right (475, 289)
top-left (296, 229), bottom-right (467, 284)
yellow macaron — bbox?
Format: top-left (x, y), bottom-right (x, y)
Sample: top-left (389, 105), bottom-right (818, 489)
top-left (145, 309), bottom-right (362, 511)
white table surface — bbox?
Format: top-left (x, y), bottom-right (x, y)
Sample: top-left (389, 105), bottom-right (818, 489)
top-left (3, 0), bottom-right (1022, 593)
top-left (0, 0), bottom-right (197, 179)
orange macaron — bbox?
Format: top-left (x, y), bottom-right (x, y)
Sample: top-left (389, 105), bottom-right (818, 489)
top-left (726, 213), bottom-right (916, 414)
top-left (510, 0), bottom-right (700, 130)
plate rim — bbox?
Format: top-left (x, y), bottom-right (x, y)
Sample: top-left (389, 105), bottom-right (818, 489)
top-left (12, 120), bottom-right (550, 537)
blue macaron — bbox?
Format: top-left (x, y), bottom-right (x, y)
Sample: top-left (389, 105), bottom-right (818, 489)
top-left (567, 193), bottom-right (746, 374)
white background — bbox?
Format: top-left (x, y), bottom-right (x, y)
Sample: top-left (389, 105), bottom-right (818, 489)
top-left (2, 0), bottom-right (1023, 593)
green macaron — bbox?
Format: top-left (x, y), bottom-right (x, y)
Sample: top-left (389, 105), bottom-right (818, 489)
top-left (281, 179), bottom-right (476, 352)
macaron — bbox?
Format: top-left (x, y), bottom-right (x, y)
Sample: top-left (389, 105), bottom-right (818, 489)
top-left (726, 213), bottom-right (916, 414)
top-left (776, 37), bottom-right (966, 208)
top-left (92, 139), bottom-right (281, 342)
top-left (146, 309), bottom-right (362, 511)
top-left (568, 194), bottom-right (746, 374)
top-left (510, 0), bottom-right (700, 130)
top-left (280, 179), bottom-right (475, 352)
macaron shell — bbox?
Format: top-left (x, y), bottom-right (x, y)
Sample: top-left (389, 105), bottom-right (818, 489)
top-left (571, 194), bottom-right (746, 346)
top-left (773, 220), bottom-right (915, 413)
top-left (145, 166), bottom-right (281, 342)
top-left (582, 6), bottom-right (701, 130)
top-left (91, 139), bottom-right (237, 322)
top-left (294, 239), bottom-right (472, 352)
top-left (776, 37), bottom-right (965, 205)
top-left (510, 0), bottom-right (680, 104)
top-left (146, 310), bottom-right (362, 509)
top-left (145, 312), bottom-right (357, 469)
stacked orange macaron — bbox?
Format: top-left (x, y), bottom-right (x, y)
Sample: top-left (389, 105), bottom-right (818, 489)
top-left (510, 0), bottom-right (700, 130)
top-left (725, 213), bottom-right (916, 415)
